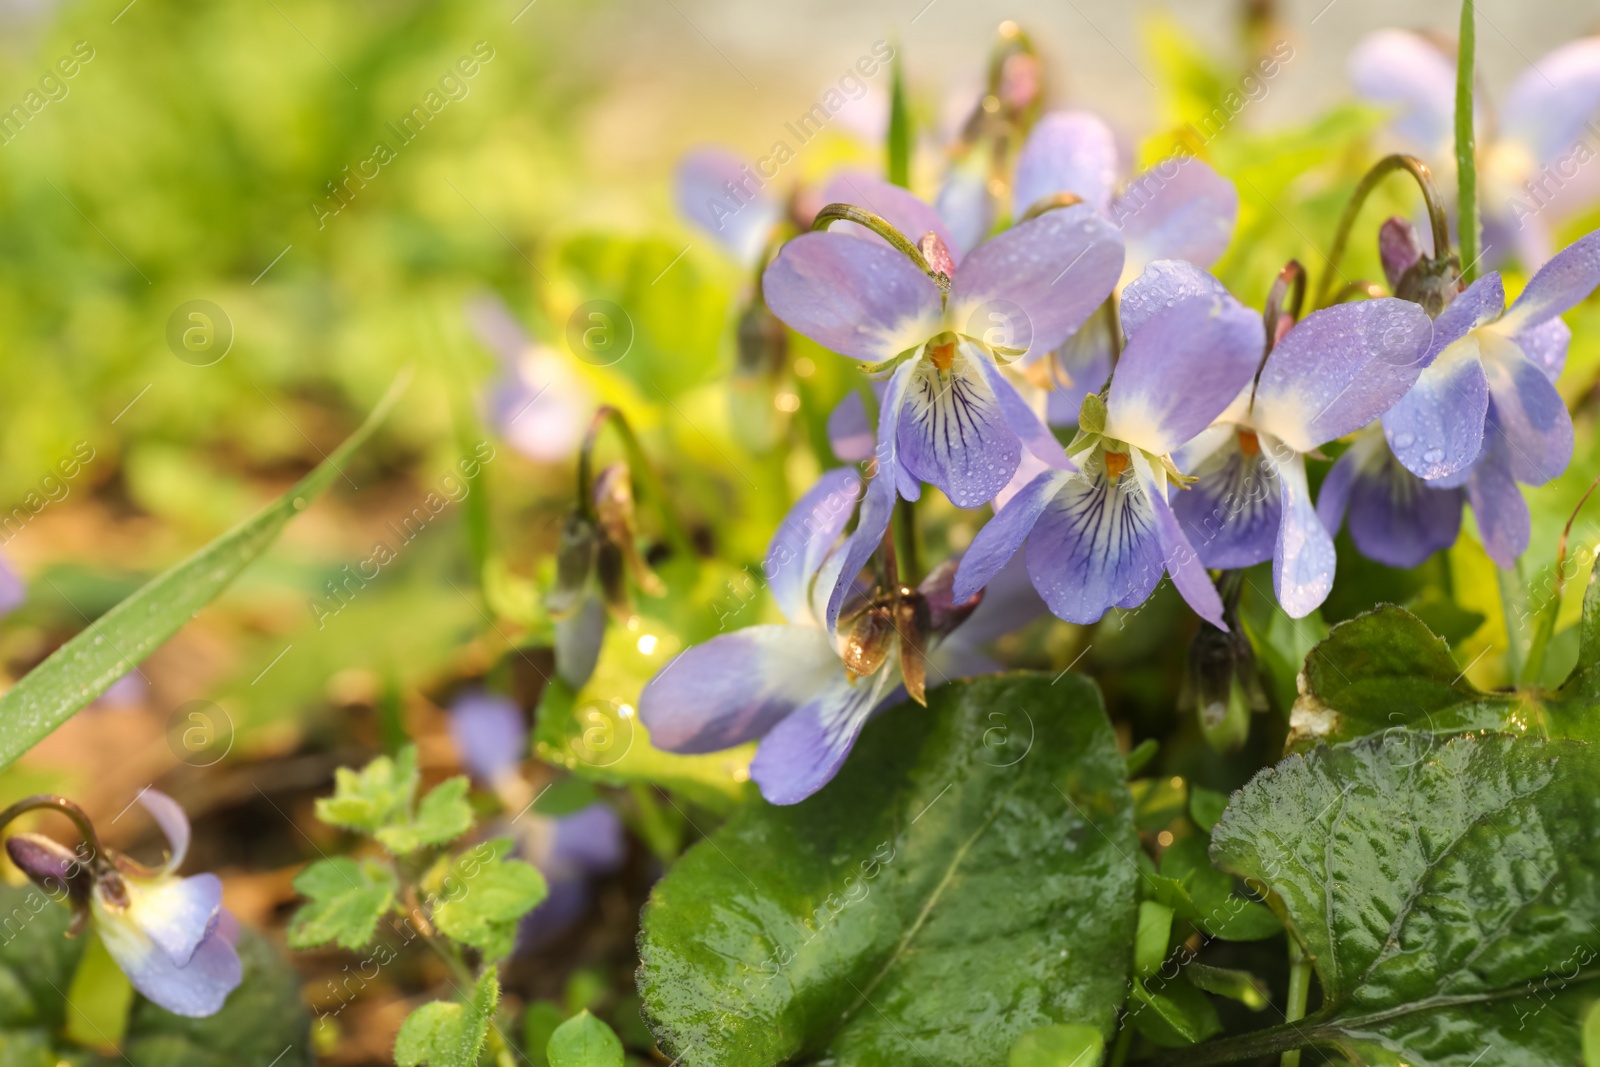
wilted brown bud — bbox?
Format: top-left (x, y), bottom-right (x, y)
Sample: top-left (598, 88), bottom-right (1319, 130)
top-left (842, 604), bottom-right (897, 683)
top-left (895, 589), bottom-right (932, 706)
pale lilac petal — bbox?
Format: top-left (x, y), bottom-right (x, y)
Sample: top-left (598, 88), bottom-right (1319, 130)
top-left (1013, 110), bottom-right (1120, 214)
top-left (994, 450), bottom-right (1051, 511)
top-left (555, 596), bottom-right (606, 689)
top-left (897, 349), bottom-right (1021, 509)
top-left (640, 625), bottom-right (838, 753)
top-left (1171, 435), bottom-right (1280, 569)
top-left (827, 392), bottom-right (874, 462)
top-left (936, 153), bottom-right (995, 255)
top-left (1043, 313), bottom-right (1115, 425)
top-left (1514, 316), bottom-right (1570, 382)
top-left (0, 554), bottom-right (22, 617)
top-left (1112, 158), bottom-right (1238, 273)
top-left (1422, 272), bottom-right (1504, 365)
top-left (1382, 336), bottom-right (1490, 480)
top-left (1252, 299), bottom-right (1434, 453)
top-left (950, 204), bottom-right (1124, 357)
top-left (767, 467), bottom-right (863, 623)
top-left (139, 789), bottom-right (192, 873)
top-left (763, 232), bottom-right (943, 362)
top-left (1118, 260), bottom-right (1233, 339)
top-left (1104, 294), bottom-right (1264, 456)
top-left (1479, 332), bottom-right (1574, 486)
top-left (1501, 38), bottom-right (1600, 167)
top-left (1315, 447), bottom-right (1359, 537)
top-left (826, 360), bottom-right (917, 630)
top-left (133, 873), bottom-right (222, 968)
top-left (954, 469), bottom-right (1073, 602)
top-left (1132, 454), bottom-right (1226, 629)
top-left (99, 918), bottom-right (241, 1018)
top-left (821, 174), bottom-right (959, 265)
top-left (1347, 29), bottom-right (1459, 155)
top-left (675, 147), bottom-right (780, 263)
top-left (1496, 229), bottom-right (1600, 335)
top-left (1467, 428), bottom-right (1530, 565)
top-left (1269, 449), bottom-right (1336, 618)
top-left (1024, 465), bottom-right (1165, 624)
top-left (969, 347), bottom-right (1074, 470)
top-left (545, 804), bottom-right (626, 879)
top-left (1345, 451), bottom-right (1464, 568)
top-left (448, 692), bottom-right (526, 784)
top-left (748, 669), bottom-right (896, 805)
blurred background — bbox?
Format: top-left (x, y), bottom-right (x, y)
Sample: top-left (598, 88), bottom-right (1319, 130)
top-left (0, 0), bottom-right (1597, 1061)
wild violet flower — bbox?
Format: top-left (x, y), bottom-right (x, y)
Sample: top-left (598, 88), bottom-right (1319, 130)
top-left (5, 791), bottom-right (241, 1017)
top-left (1158, 262), bottom-right (1434, 616)
top-left (1349, 29), bottom-right (1600, 266)
top-left (1010, 110), bottom-right (1239, 424)
top-left (762, 178), bottom-right (1122, 511)
top-left (676, 146), bottom-right (791, 267)
top-left (1316, 425), bottom-right (1464, 569)
top-left (445, 693), bottom-right (624, 947)
top-left (953, 270), bottom-right (1265, 629)
top-left (641, 467), bottom-right (979, 804)
top-left (466, 294), bottom-right (593, 464)
top-left (1377, 230), bottom-right (1600, 562)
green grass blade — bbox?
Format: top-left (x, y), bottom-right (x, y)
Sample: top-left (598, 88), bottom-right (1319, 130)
top-left (0, 371), bottom-right (412, 769)
top-left (1455, 0), bottom-right (1478, 281)
top-left (887, 44), bottom-right (911, 189)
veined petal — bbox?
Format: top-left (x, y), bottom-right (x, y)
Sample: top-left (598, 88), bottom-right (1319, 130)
top-left (1344, 442), bottom-right (1464, 568)
top-left (1171, 432), bottom-right (1281, 570)
top-left (969, 345), bottom-right (1074, 470)
top-left (1013, 110), bottom-right (1120, 214)
top-left (1467, 428), bottom-right (1531, 566)
top-left (447, 692), bottom-right (527, 785)
top-left (1024, 461), bottom-right (1165, 624)
top-left (763, 232), bottom-right (943, 362)
top-left (640, 625), bottom-right (839, 753)
top-left (1112, 158), bottom-right (1238, 277)
top-left (125, 873), bottom-right (222, 968)
top-left (1501, 37), bottom-right (1600, 167)
top-left (93, 899), bottom-right (241, 1018)
top-left (1104, 294), bottom-right (1264, 455)
top-left (1478, 331), bottom-right (1574, 486)
top-left (1267, 446), bottom-right (1336, 618)
top-left (139, 789), bottom-right (192, 874)
top-left (1495, 229), bottom-right (1600, 336)
top-left (954, 468), bottom-right (1074, 602)
top-left (1252, 298), bottom-right (1434, 452)
top-left (898, 347), bottom-right (1022, 508)
top-left (748, 667), bottom-right (898, 805)
top-left (1118, 259), bottom-right (1233, 339)
top-left (827, 391), bottom-right (874, 462)
top-left (675, 148), bottom-right (780, 264)
top-left (1131, 452), bottom-right (1226, 629)
top-left (826, 359), bottom-right (918, 631)
top-left (950, 204), bottom-right (1124, 357)
top-left (1347, 30), bottom-right (1459, 156)
top-left (1382, 334), bottom-right (1490, 480)
top-left (820, 174), bottom-right (960, 266)
top-left (766, 467), bottom-right (863, 624)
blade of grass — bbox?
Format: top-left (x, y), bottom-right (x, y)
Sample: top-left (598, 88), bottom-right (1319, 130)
top-left (887, 44), bottom-right (911, 189)
top-left (1455, 0), bottom-right (1478, 280)
top-left (0, 370), bottom-right (412, 770)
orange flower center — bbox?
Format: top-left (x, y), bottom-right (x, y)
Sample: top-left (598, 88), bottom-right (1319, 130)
top-left (1237, 430), bottom-right (1260, 456)
top-left (929, 339), bottom-right (956, 372)
top-left (1104, 451), bottom-right (1130, 477)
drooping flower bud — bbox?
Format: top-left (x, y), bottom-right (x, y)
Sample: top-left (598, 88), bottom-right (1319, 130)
top-left (6, 832), bottom-right (92, 919)
top-left (1379, 216), bottom-right (1425, 290)
top-left (1382, 215), bottom-right (1460, 318)
top-left (548, 512), bottom-right (599, 619)
top-left (1188, 625), bottom-right (1265, 754)
top-left (919, 231), bottom-right (956, 280)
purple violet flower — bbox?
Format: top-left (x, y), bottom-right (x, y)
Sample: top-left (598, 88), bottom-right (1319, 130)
top-left (466, 294), bottom-right (593, 464)
top-left (447, 690), bottom-right (527, 789)
top-left (952, 267), bottom-right (1266, 629)
top-left (675, 147), bottom-right (787, 266)
top-left (1316, 425), bottom-right (1464, 569)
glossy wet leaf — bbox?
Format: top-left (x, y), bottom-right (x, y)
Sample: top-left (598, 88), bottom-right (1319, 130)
top-left (546, 1010), bottom-right (624, 1067)
top-left (0, 374), bottom-right (407, 770)
top-left (1208, 731), bottom-right (1600, 1064)
top-left (637, 672), bottom-right (1137, 1067)
top-left (287, 857), bottom-right (398, 951)
top-left (394, 971), bottom-right (498, 1067)
top-left (1007, 1024), bottom-right (1103, 1067)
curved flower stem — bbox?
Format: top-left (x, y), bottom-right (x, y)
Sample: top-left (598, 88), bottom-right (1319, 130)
top-left (576, 406), bottom-right (694, 560)
top-left (0, 795), bottom-right (112, 873)
top-left (1455, 0), bottom-right (1480, 282)
top-left (1329, 280), bottom-right (1388, 304)
top-left (810, 204), bottom-right (944, 286)
top-left (1314, 154), bottom-right (1453, 309)
top-left (1016, 190), bottom-right (1085, 223)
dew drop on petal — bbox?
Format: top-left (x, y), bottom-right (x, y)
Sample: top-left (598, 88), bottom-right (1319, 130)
top-left (1422, 448), bottom-right (1443, 465)
top-left (1393, 432), bottom-right (1415, 449)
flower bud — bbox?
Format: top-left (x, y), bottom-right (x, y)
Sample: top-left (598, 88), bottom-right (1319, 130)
top-left (1382, 216), bottom-right (1461, 319)
top-left (735, 299), bottom-right (787, 381)
top-left (6, 832), bottom-right (92, 903)
top-left (593, 464), bottom-right (665, 600)
top-left (1379, 216), bottom-right (1424, 290)
top-left (548, 512), bottom-right (598, 619)
top-left (1189, 626), bottom-right (1263, 754)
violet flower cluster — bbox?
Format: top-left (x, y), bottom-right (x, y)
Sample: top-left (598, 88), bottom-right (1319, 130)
top-left (641, 84), bottom-right (1600, 807)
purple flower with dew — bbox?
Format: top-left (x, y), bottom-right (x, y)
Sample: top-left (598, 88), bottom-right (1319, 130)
top-left (675, 147), bottom-right (787, 267)
top-left (1317, 425), bottom-right (1464, 569)
top-left (447, 690), bottom-right (527, 790)
top-left (1010, 110), bottom-right (1239, 423)
top-left (1154, 261), bottom-right (1433, 616)
top-left (4, 791), bottom-right (242, 1018)
top-left (763, 175), bottom-right (1122, 516)
top-left (641, 467), bottom-right (981, 804)
top-left (466, 294), bottom-right (592, 463)
top-left (1376, 229), bottom-right (1600, 562)
top-left (1349, 29), bottom-right (1600, 267)
top-left (953, 271), bottom-right (1266, 630)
